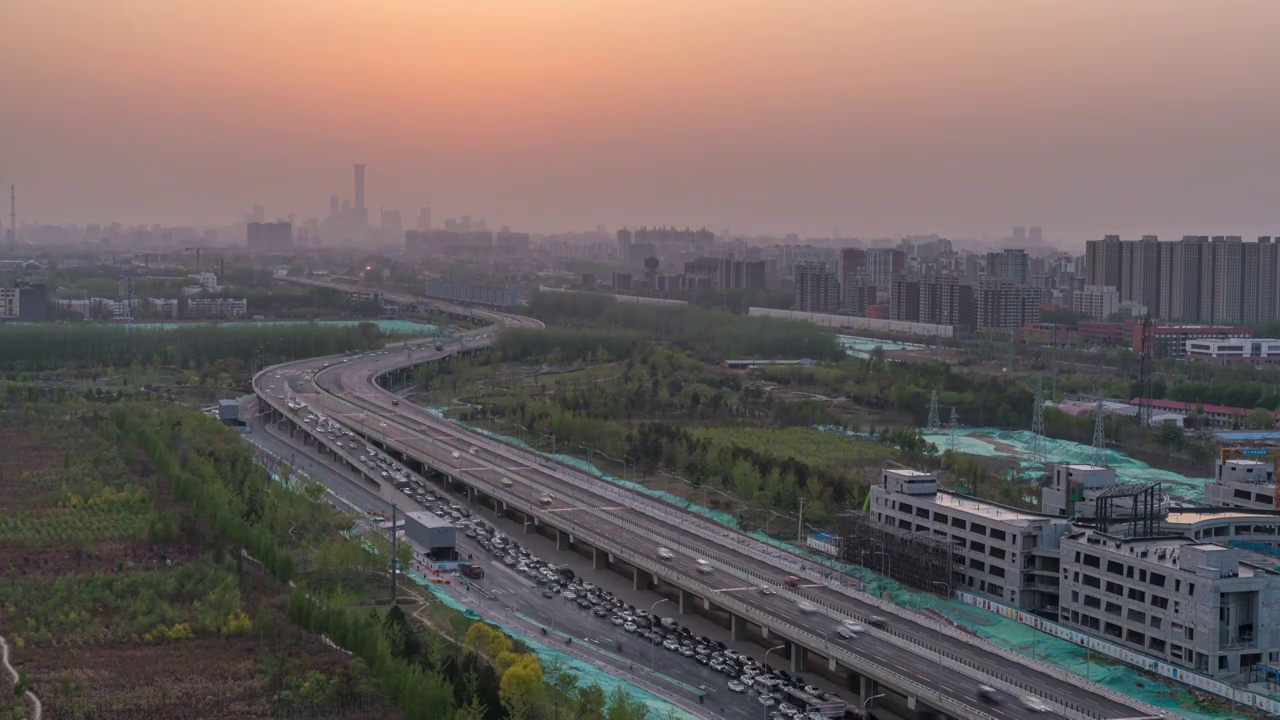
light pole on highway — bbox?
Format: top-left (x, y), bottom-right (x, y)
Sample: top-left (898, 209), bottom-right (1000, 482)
top-left (540, 430), bottom-right (557, 454)
top-left (796, 498), bottom-right (806, 545)
top-left (762, 644), bottom-right (787, 719)
top-left (863, 693), bottom-right (884, 713)
top-left (873, 551), bottom-right (891, 582)
top-left (649, 598), bottom-right (671, 670)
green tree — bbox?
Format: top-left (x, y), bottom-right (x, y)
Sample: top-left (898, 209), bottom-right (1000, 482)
top-left (499, 654), bottom-right (544, 720)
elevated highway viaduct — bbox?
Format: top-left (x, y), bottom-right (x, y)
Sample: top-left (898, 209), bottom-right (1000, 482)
top-left (254, 286), bottom-right (1170, 720)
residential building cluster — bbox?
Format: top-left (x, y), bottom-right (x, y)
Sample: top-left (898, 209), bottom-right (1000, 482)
top-left (1085, 234), bottom-right (1280, 325)
top-left (863, 457), bottom-right (1280, 681)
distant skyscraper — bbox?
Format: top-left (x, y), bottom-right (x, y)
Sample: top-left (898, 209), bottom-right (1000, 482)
top-left (1029, 226), bottom-right (1043, 244)
top-left (416, 207), bottom-right (433, 231)
top-left (1013, 226), bottom-right (1027, 243)
top-left (354, 164), bottom-right (366, 212)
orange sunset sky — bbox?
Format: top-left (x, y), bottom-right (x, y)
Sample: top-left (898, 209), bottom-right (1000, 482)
top-left (3, 0), bottom-right (1279, 241)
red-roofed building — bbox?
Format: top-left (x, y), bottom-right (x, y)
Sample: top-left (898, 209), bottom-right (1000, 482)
top-left (1130, 398), bottom-right (1280, 428)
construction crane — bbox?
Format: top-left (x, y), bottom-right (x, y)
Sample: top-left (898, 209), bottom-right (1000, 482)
top-left (185, 247), bottom-right (206, 273)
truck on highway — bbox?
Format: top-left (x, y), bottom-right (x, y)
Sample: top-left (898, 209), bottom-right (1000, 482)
top-left (459, 564), bottom-right (484, 580)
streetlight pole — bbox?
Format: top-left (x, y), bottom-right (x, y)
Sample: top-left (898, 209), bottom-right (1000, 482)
top-left (796, 498), bottom-right (806, 545)
top-left (874, 551), bottom-right (891, 582)
top-left (650, 598), bottom-right (671, 670)
top-left (763, 644), bottom-right (786, 720)
top-left (863, 693), bottom-right (884, 714)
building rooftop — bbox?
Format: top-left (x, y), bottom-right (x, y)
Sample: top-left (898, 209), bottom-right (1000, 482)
top-left (932, 491), bottom-right (1059, 527)
top-left (405, 510), bottom-right (455, 529)
top-left (1061, 463), bottom-right (1108, 472)
top-left (888, 468), bottom-right (934, 478)
top-left (1166, 510), bottom-right (1280, 525)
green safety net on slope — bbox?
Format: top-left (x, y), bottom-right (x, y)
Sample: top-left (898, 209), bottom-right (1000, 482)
top-left (421, 408), bottom-right (1261, 718)
top-left (917, 427), bottom-right (1212, 501)
top-left (412, 575), bottom-right (698, 720)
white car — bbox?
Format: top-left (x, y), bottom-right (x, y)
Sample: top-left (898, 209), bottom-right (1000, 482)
top-left (695, 558), bottom-right (712, 573)
top-left (727, 680), bottom-right (746, 693)
top-left (657, 547), bottom-right (674, 560)
top-left (1021, 696), bottom-right (1051, 713)
top-left (796, 602), bottom-right (818, 614)
top-left (451, 451), bottom-right (461, 459)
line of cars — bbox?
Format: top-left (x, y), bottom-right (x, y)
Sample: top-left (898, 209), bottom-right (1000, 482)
top-left (536, 576), bottom-right (845, 719)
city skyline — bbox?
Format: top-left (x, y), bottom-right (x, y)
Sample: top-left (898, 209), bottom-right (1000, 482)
top-left (5, 1), bottom-right (1280, 242)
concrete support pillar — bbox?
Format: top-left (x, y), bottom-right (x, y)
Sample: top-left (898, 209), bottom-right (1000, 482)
top-left (859, 675), bottom-right (873, 700)
top-left (789, 642), bottom-right (806, 673)
top-left (497, 501), bottom-right (507, 518)
top-left (730, 613), bottom-right (747, 641)
top-left (704, 598), bottom-right (716, 613)
top-left (592, 546), bottom-right (608, 570)
top-left (557, 530), bottom-right (571, 551)
top-left (828, 656), bottom-right (837, 672)
top-left (634, 568), bottom-right (653, 591)
top-left (761, 626), bottom-right (770, 639)
top-left (906, 696), bottom-right (917, 711)
top-left (679, 588), bottom-right (695, 615)
top-left (525, 518), bottom-right (537, 535)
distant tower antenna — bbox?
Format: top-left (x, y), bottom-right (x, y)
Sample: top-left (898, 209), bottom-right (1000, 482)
top-left (1030, 375), bottom-right (1045, 466)
top-left (1091, 399), bottom-right (1106, 467)
top-left (927, 389), bottom-right (941, 431)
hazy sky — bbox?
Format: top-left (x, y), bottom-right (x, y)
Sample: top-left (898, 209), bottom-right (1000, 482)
top-left (4, 0), bottom-right (1280, 243)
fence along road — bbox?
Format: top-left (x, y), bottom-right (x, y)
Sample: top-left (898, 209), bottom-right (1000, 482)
top-left (256, 288), bottom-right (1170, 720)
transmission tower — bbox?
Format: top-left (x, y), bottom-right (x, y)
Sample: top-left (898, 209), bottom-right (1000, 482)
top-left (927, 389), bottom-right (941, 431)
top-left (1030, 376), bottom-right (1046, 465)
top-left (947, 407), bottom-right (959, 453)
top-left (1091, 399), bottom-right (1107, 467)
top-left (1136, 314), bottom-right (1154, 427)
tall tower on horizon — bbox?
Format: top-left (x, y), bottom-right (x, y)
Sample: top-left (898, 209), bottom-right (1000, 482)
top-left (354, 164), bottom-right (366, 213)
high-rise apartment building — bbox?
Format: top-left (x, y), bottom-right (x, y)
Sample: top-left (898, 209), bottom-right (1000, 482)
top-left (889, 275), bottom-right (921, 322)
top-left (1091, 234), bottom-right (1280, 326)
top-left (1085, 235), bottom-right (1124, 289)
top-left (867, 248), bottom-right (905, 292)
top-left (843, 272), bottom-right (877, 316)
top-left (793, 262), bottom-right (840, 313)
top-left (246, 222), bottom-right (293, 252)
top-left (919, 274), bottom-right (975, 327)
top-left (975, 279), bottom-right (1041, 330)
top-left (840, 247), bottom-right (867, 283)
top-left (987, 249), bottom-right (1030, 284)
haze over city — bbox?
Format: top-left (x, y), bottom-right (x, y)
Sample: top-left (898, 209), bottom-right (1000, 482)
top-left (5, 0), bottom-right (1280, 243)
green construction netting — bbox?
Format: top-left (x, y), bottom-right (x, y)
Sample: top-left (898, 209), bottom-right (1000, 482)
top-left (414, 575), bottom-right (698, 720)
top-left (918, 427), bottom-right (1212, 501)
top-left (423, 408), bottom-right (1261, 718)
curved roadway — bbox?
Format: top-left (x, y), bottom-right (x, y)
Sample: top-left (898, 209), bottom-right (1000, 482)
top-left (255, 288), bottom-right (1166, 720)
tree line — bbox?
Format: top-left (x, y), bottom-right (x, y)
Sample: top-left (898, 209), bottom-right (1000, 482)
top-left (114, 404), bottom-right (675, 720)
top-left (0, 323), bottom-right (386, 372)
top-left (525, 291), bottom-right (842, 361)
